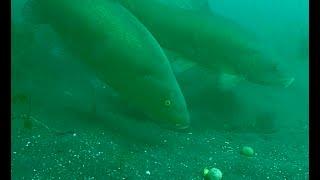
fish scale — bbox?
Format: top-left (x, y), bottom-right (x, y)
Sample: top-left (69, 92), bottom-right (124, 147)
top-left (23, 0), bottom-right (190, 130)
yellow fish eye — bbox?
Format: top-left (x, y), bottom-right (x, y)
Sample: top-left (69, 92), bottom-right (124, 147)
top-left (164, 99), bottom-right (171, 106)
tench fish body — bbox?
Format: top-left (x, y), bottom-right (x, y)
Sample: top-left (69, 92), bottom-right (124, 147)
top-left (119, 0), bottom-right (294, 87)
top-left (23, 0), bottom-right (190, 130)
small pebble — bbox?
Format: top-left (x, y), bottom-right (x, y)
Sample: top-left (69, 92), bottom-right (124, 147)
top-left (240, 146), bottom-right (255, 157)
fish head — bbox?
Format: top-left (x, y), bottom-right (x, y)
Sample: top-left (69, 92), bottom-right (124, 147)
top-left (158, 96), bottom-right (191, 130)
top-left (240, 53), bottom-right (295, 88)
top-left (151, 89), bottom-right (190, 130)
top-left (136, 76), bottom-right (191, 130)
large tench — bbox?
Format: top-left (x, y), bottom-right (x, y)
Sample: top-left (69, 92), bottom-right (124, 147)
top-left (23, 0), bottom-right (190, 130)
top-left (119, 0), bottom-right (294, 87)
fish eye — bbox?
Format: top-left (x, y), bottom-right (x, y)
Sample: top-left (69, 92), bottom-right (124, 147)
top-left (164, 99), bottom-right (171, 107)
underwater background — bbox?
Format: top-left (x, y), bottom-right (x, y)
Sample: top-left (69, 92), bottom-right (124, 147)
top-left (11, 0), bottom-right (309, 179)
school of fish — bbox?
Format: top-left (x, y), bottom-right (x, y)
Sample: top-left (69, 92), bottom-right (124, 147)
top-left (21, 0), bottom-right (295, 130)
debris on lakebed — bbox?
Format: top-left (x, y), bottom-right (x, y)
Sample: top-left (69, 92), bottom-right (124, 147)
top-left (12, 116), bottom-right (308, 179)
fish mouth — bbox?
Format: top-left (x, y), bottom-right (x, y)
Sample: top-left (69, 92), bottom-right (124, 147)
top-left (175, 123), bottom-right (190, 130)
top-left (172, 121), bottom-right (191, 133)
top-left (159, 122), bottom-right (190, 131)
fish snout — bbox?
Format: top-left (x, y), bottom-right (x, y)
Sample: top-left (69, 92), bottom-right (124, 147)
top-left (173, 113), bottom-right (191, 130)
top-left (159, 113), bottom-right (190, 131)
top-left (175, 122), bottom-right (190, 130)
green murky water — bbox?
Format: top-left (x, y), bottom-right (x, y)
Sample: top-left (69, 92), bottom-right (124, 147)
top-left (12, 0), bottom-right (308, 179)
